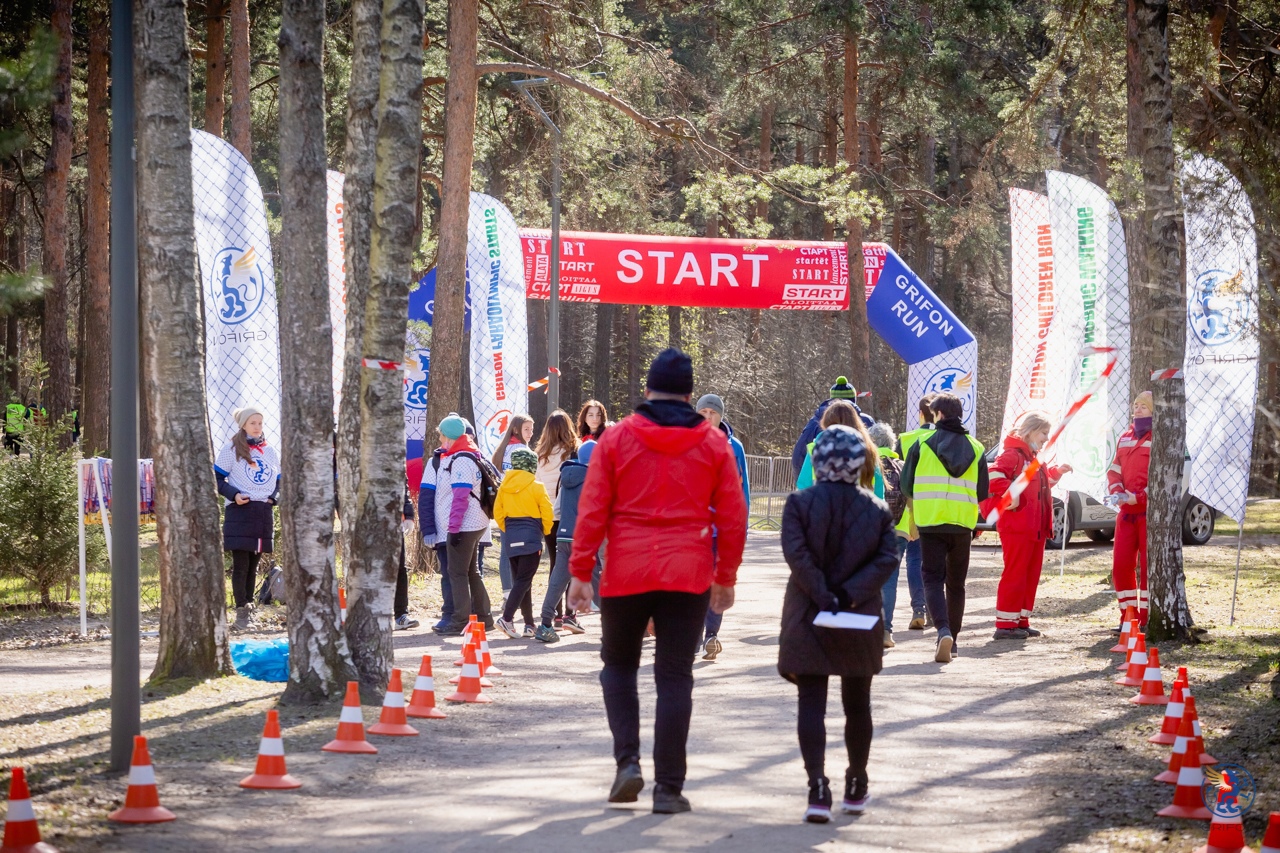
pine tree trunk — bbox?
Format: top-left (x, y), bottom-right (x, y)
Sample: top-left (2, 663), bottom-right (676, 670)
top-left (41, 0), bottom-right (73, 428)
top-left (336, 0), bottom-right (380, 645)
top-left (756, 101), bottom-right (773, 223)
top-left (137, 0), bottom-right (233, 681)
top-left (205, 0), bottom-right (228, 137)
top-left (344, 0), bottom-right (424, 690)
top-left (277, 0), bottom-right (357, 704)
top-left (843, 25), bottom-right (870, 377)
top-left (1124, 0), bottom-right (1154, 403)
top-left (593, 303), bottom-right (614, 410)
top-left (82, 7), bottom-right (111, 456)
top-left (666, 305), bottom-right (681, 351)
top-left (425, 0), bottom-right (477, 434)
top-left (1130, 0), bottom-right (1195, 642)
top-left (627, 305), bottom-right (640, 410)
top-left (229, 0), bottom-right (252, 159)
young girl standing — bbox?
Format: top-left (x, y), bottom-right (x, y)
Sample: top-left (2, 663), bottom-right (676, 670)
top-left (577, 399), bottom-right (610, 441)
top-left (492, 414), bottom-right (535, 471)
top-left (493, 449), bottom-right (555, 638)
top-left (536, 410), bottom-right (583, 632)
top-left (779, 425), bottom-right (899, 822)
top-left (214, 406), bottom-right (280, 631)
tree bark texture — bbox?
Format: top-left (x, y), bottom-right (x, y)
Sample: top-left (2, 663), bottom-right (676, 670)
top-left (627, 304), bottom-right (640, 410)
top-left (278, 0), bottom-right (357, 704)
top-left (336, 0), bottom-right (381, 652)
top-left (229, 0), bottom-right (251, 159)
top-left (1130, 0), bottom-right (1195, 641)
top-left (136, 0), bottom-right (232, 681)
top-left (756, 101), bottom-right (773, 224)
top-left (41, 0), bottom-right (73, 426)
top-left (843, 25), bottom-right (871, 381)
top-left (424, 0), bottom-right (477, 434)
top-left (593, 303), bottom-right (614, 411)
top-left (204, 0), bottom-right (228, 137)
top-left (1124, 0), bottom-right (1153, 403)
top-left (82, 8), bottom-right (111, 455)
top-left (344, 0), bottom-right (424, 690)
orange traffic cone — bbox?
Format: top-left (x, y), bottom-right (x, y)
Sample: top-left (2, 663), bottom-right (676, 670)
top-left (321, 681), bottom-right (378, 754)
top-left (405, 654), bottom-right (447, 719)
top-left (1111, 606), bottom-right (1138, 653)
top-left (1130, 646), bottom-right (1169, 705)
top-left (1116, 635), bottom-right (1148, 687)
top-left (1193, 809), bottom-right (1255, 853)
top-left (108, 736), bottom-right (176, 823)
top-left (1258, 812), bottom-right (1280, 853)
top-left (1157, 696), bottom-right (1215, 782)
top-left (449, 638), bottom-right (493, 687)
top-left (239, 710), bottom-right (302, 790)
top-left (475, 624), bottom-right (503, 677)
top-left (1118, 619), bottom-right (1143, 669)
top-left (1150, 680), bottom-right (1186, 745)
top-left (454, 616), bottom-right (478, 666)
top-left (1184, 697), bottom-right (1218, 764)
top-left (338, 587), bottom-right (347, 626)
top-left (1157, 711), bottom-right (1212, 820)
top-left (3, 767), bottom-right (59, 852)
top-left (445, 640), bottom-right (492, 704)
top-left (368, 669), bottom-right (419, 737)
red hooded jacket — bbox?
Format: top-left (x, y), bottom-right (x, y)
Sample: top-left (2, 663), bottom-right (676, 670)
top-left (1106, 424), bottom-right (1150, 515)
top-left (569, 400), bottom-right (748, 597)
top-left (986, 434), bottom-right (1064, 538)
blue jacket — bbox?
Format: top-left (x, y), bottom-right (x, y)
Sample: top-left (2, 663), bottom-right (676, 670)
top-left (554, 459), bottom-right (590, 542)
top-left (791, 398), bottom-right (874, 475)
top-left (721, 420), bottom-right (750, 504)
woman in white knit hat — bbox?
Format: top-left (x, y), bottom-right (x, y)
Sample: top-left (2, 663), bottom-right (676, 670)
top-left (213, 406), bottom-right (280, 630)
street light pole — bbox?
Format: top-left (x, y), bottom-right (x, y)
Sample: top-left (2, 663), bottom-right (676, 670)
top-left (512, 78), bottom-right (561, 412)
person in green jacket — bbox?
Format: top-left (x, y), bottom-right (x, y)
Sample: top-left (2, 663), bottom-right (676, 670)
top-left (796, 401), bottom-right (883, 498)
top-left (4, 401), bottom-right (27, 454)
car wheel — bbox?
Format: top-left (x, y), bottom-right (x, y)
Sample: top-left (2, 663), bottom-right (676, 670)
top-left (1086, 529), bottom-right (1114, 544)
top-left (1182, 497), bottom-right (1215, 546)
top-left (1048, 498), bottom-right (1072, 550)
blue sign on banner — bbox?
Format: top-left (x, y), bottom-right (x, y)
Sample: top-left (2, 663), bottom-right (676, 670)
top-left (866, 251), bottom-right (975, 363)
top-left (409, 268), bottom-right (472, 331)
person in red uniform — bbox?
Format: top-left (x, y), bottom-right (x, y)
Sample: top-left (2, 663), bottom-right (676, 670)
top-left (986, 412), bottom-right (1070, 639)
top-left (567, 348), bottom-right (748, 815)
top-left (1107, 391), bottom-right (1153, 626)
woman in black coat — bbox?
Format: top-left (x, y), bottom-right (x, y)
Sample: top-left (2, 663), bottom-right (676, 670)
top-left (780, 423), bottom-right (899, 823)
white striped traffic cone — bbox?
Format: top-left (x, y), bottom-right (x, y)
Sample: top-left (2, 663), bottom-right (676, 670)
top-left (368, 669), bottom-right (419, 737)
top-left (2, 767), bottom-right (59, 852)
top-left (108, 736), bottom-right (176, 823)
top-left (239, 710), bottom-right (301, 789)
top-left (405, 654), bottom-right (447, 719)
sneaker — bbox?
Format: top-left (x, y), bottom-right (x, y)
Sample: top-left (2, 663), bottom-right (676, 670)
top-left (524, 624), bottom-right (536, 638)
top-left (951, 640), bottom-right (960, 657)
top-left (608, 760), bottom-right (644, 803)
top-left (883, 631), bottom-right (896, 649)
top-left (562, 615), bottom-right (586, 635)
top-left (702, 635), bottom-right (722, 661)
top-left (533, 625), bottom-right (560, 643)
top-left (804, 776), bottom-right (832, 823)
top-left (934, 632), bottom-right (953, 663)
top-left (495, 617), bottom-right (520, 639)
top-left (993, 628), bottom-right (1029, 640)
top-left (553, 616), bottom-right (564, 630)
top-left (908, 611), bottom-right (926, 630)
top-left (925, 612), bottom-right (935, 629)
top-left (1023, 626), bottom-right (1042, 637)
top-left (841, 790), bottom-right (871, 814)
top-left (652, 784), bottom-right (691, 814)
top-left (394, 613), bottom-right (420, 631)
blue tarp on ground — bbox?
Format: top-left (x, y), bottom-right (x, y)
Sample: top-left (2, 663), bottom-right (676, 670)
top-left (230, 638), bottom-right (289, 682)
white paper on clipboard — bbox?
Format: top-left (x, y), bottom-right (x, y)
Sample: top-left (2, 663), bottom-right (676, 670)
top-left (813, 611), bottom-right (880, 631)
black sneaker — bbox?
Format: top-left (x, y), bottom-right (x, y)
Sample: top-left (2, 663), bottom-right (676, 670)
top-left (608, 760), bottom-right (644, 803)
top-left (804, 776), bottom-right (832, 823)
top-left (652, 784), bottom-right (691, 814)
top-left (1023, 626), bottom-right (1042, 637)
top-left (842, 772), bottom-right (869, 814)
top-left (993, 628), bottom-right (1029, 640)
top-left (562, 615), bottom-right (587, 635)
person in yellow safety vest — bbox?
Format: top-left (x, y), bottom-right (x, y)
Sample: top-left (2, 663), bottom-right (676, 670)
top-left (894, 394), bottom-right (938, 631)
top-left (4, 401), bottom-right (27, 453)
top-left (900, 393), bottom-right (988, 665)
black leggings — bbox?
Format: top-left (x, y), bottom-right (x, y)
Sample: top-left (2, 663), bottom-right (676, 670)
top-left (502, 552), bottom-right (540, 625)
top-left (794, 674), bottom-right (873, 793)
top-left (230, 550), bottom-right (261, 608)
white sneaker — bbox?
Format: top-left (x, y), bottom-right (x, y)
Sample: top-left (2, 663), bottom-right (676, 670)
top-left (495, 617), bottom-right (520, 639)
top-left (702, 635), bottom-right (722, 661)
top-left (883, 631), bottom-right (896, 649)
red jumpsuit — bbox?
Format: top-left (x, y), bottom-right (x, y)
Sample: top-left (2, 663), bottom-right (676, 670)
top-left (1107, 425), bottom-right (1150, 624)
top-left (987, 434), bottom-right (1063, 631)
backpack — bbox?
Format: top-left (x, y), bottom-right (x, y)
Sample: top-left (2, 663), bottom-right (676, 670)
top-left (256, 565), bottom-right (286, 605)
top-left (445, 450), bottom-right (501, 518)
top-left (880, 455), bottom-right (907, 524)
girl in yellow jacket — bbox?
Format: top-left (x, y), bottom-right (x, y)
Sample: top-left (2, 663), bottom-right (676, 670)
top-left (494, 448), bottom-right (555, 638)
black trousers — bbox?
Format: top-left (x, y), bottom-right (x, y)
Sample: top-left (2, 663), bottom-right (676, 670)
top-left (794, 674), bottom-right (873, 796)
top-left (394, 540), bottom-right (409, 618)
top-left (599, 589), bottom-right (710, 791)
top-left (445, 528), bottom-right (491, 628)
top-left (230, 550), bottom-right (261, 608)
top-left (502, 552), bottom-right (540, 625)
top-left (920, 529), bottom-right (972, 639)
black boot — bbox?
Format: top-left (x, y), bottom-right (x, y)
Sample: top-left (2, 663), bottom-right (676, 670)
top-left (804, 776), bottom-right (832, 823)
top-left (608, 759), bottom-right (644, 803)
top-left (652, 783), bottom-right (691, 814)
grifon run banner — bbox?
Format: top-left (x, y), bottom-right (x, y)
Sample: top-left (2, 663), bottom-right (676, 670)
top-left (521, 230), bottom-right (977, 432)
top-left (190, 129), bottom-right (282, 443)
top-left (468, 194), bottom-right (529, 458)
top-left (1003, 190), bottom-right (1073, 442)
top-left (1045, 171), bottom-right (1132, 499)
top-left (1181, 155), bottom-right (1259, 523)
top-left (326, 170), bottom-right (347, 422)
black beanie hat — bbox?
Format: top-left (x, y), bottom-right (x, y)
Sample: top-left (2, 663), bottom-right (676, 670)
top-left (646, 348), bottom-right (695, 396)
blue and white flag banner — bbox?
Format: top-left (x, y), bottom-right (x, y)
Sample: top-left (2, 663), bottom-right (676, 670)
top-left (1182, 155), bottom-right (1259, 523)
top-left (190, 129), bottom-right (282, 443)
top-left (1045, 171), bottom-right (1132, 500)
top-left (467, 193), bottom-right (529, 458)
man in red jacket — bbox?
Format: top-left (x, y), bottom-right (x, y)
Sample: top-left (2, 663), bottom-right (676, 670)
top-left (567, 348), bottom-right (748, 815)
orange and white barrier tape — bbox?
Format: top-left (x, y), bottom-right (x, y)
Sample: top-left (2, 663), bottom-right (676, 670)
top-left (361, 357), bottom-right (405, 371)
top-left (1150, 368), bottom-right (1183, 380)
